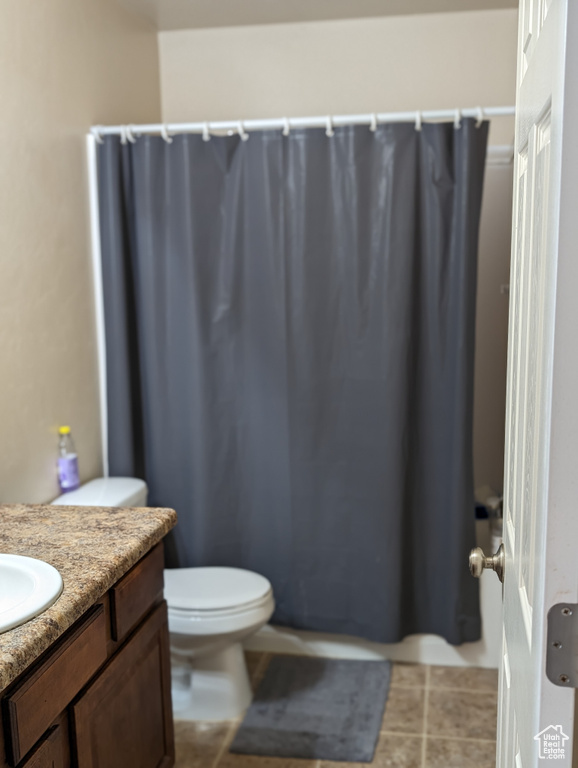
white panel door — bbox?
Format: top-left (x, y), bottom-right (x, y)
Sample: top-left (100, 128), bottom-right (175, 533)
top-left (498, 1), bottom-right (578, 766)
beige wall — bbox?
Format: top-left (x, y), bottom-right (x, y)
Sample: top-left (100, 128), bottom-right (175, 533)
top-left (0, 1), bottom-right (161, 503)
top-left (474, 161), bottom-right (513, 493)
top-left (159, 9), bottom-right (517, 493)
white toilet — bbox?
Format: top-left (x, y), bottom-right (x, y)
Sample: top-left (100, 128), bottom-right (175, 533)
top-left (53, 477), bottom-right (275, 721)
top-left (165, 566), bottom-right (274, 720)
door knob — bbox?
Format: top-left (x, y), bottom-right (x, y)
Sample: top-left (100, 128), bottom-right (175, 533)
top-left (469, 543), bottom-right (505, 583)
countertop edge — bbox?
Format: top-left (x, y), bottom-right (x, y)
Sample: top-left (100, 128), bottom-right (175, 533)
top-left (0, 505), bottom-right (177, 693)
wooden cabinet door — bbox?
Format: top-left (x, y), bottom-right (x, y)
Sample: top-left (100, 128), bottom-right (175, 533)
top-left (20, 725), bottom-right (67, 768)
top-left (72, 602), bottom-right (174, 768)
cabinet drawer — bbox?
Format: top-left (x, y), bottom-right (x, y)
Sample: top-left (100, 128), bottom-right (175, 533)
top-left (5, 605), bottom-right (107, 764)
top-left (20, 726), bottom-right (65, 768)
top-left (110, 543), bottom-right (164, 642)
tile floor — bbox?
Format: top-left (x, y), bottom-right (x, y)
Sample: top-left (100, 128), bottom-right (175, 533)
top-left (174, 652), bottom-right (499, 768)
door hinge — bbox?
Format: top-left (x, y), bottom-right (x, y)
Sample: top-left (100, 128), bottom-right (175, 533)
top-left (546, 604), bottom-right (578, 687)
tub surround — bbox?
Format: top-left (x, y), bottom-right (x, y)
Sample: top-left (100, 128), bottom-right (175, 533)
top-left (0, 503), bottom-right (176, 693)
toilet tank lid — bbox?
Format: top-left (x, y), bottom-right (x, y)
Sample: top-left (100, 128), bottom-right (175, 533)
top-left (164, 567), bottom-right (272, 611)
top-left (52, 477), bottom-right (147, 507)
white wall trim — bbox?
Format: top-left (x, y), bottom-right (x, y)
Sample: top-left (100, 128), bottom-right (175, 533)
top-left (86, 135), bottom-right (109, 478)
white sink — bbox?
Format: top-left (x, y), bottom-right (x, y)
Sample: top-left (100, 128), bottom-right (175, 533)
top-left (0, 554), bottom-right (63, 633)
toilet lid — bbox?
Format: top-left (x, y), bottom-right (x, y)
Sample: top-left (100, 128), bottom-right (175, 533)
top-left (164, 567), bottom-right (272, 611)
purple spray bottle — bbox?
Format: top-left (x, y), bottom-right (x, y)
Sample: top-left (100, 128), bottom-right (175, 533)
top-left (57, 426), bottom-right (80, 492)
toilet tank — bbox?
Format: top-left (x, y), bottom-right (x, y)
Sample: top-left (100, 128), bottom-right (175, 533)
top-left (52, 477), bottom-right (148, 507)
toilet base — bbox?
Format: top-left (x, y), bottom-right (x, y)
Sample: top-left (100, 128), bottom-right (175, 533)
top-left (171, 642), bottom-right (253, 721)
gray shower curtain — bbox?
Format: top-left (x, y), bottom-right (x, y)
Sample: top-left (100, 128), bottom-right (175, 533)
top-left (98, 119), bottom-right (488, 645)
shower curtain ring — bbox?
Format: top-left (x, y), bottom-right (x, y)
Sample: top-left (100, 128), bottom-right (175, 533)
top-left (415, 111), bottom-right (422, 131)
top-left (282, 117), bottom-right (290, 137)
top-left (475, 106), bottom-right (484, 128)
top-left (369, 113), bottom-right (377, 132)
top-left (325, 115), bottom-right (335, 137)
top-left (202, 122), bottom-right (211, 142)
top-left (126, 125), bottom-right (137, 144)
top-left (120, 126), bottom-right (128, 145)
top-left (453, 109), bottom-right (461, 129)
top-left (92, 126), bottom-right (104, 145)
top-left (161, 124), bottom-right (173, 144)
top-left (238, 121), bottom-right (249, 141)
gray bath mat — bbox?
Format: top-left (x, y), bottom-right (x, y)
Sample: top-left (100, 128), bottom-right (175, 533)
top-left (230, 655), bottom-right (392, 762)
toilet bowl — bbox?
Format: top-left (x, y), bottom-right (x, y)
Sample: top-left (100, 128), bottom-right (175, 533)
top-left (53, 477), bottom-right (275, 722)
top-left (164, 566), bottom-right (275, 721)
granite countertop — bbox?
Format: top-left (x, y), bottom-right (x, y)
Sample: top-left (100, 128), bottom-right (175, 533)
top-left (0, 503), bottom-right (177, 693)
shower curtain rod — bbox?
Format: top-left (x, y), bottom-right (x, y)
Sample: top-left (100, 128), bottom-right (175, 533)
top-left (91, 105), bottom-right (515, 139)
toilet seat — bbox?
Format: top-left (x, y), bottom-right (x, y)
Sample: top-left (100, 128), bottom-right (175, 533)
top-left (164, 566), bottom-right (272, 611)
top-left (164, 566), bottom-right (275, 636)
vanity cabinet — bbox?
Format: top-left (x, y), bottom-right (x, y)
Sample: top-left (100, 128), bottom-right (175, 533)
top-left (0, 543), bottom-right (174, 768)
